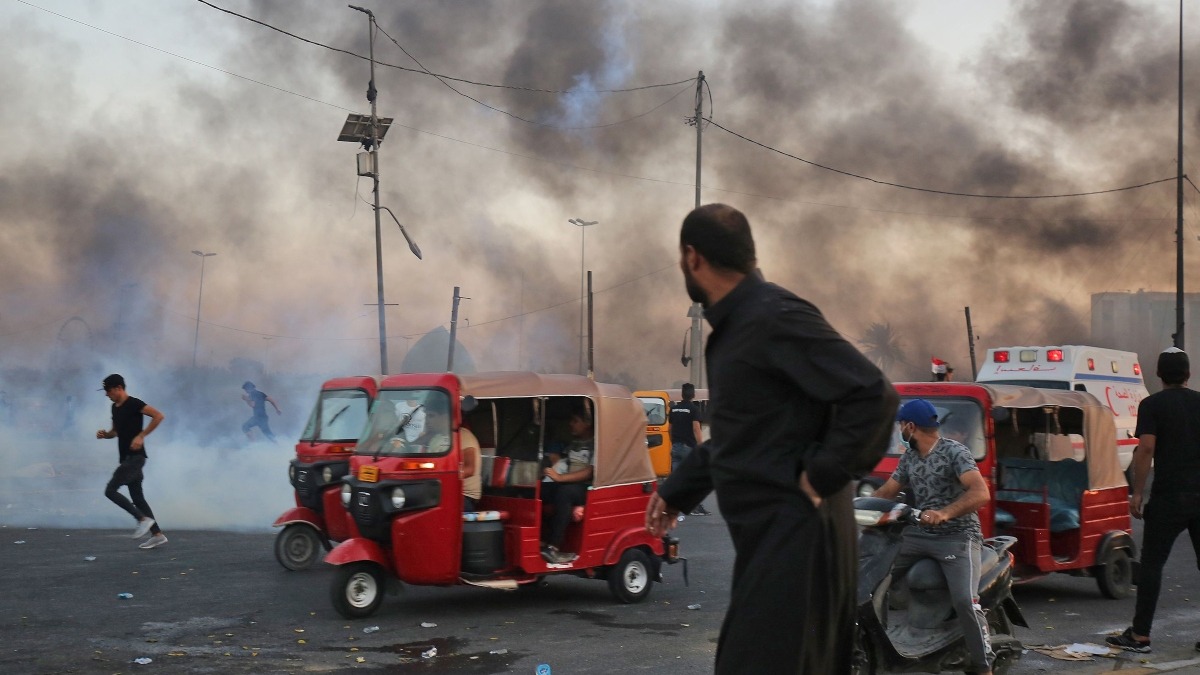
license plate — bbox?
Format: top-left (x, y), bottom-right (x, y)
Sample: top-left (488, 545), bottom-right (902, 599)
top-left (358, 466), bottom-right (380, 483)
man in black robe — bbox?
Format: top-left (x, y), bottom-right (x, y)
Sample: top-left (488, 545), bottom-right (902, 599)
top-left (646, 203), bottom-right (897, 674)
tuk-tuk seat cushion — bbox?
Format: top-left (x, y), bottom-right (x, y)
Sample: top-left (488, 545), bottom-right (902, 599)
top-left (462, 510), bottom-right (509, 522)
top-left (996, 458), bottom-right (1085, 532)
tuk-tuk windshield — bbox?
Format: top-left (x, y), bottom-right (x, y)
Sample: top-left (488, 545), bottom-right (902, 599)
top-left (357, 388), bottom-right (453, 457)
top-left (890, 397), bottom-right (986, 461)
top-left (638, 397), bottom-right (667, 426)
top-left (300, 389), bottom-right (371, 443)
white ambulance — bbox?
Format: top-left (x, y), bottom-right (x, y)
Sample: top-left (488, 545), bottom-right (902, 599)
top-left (975, 345), bottom-right (1147, 470)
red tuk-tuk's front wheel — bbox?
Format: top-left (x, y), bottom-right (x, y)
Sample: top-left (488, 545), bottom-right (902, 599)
top-left (275, 524), bottom-right (324, 571)
top-left (608, 549), bottom-right (653, 604)
top-left (332, 562), bottom-right (386, 618)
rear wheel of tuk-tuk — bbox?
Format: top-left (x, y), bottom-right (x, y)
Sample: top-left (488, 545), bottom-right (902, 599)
top-left (608, 549), bottom-right (653, 603)
top-left (1094, 547), bottom-right (1134, 599)
top-left (274, 524), bottom-right (324, 571)
top-left (331, 562), bottom-right (386, 618)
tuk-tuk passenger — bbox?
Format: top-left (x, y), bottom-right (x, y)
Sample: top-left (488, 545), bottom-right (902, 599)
top-left (460, 423), bottom-right (482, 511)
top-left (540, 410), bottom-right (595, 564)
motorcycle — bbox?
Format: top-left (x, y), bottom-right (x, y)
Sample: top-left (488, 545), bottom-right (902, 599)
top-left (852, 497), bottom-right (1027, 674)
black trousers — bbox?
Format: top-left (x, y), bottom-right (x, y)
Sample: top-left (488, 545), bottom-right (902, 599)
top-left (1133, 491), bottom-right (1200, 636)
top-left (715, 485), bottom-right (856, 675)
top-left (105, 455), bottom-right (161, 535)
top-left (541, 481), bottom-right (588, 548)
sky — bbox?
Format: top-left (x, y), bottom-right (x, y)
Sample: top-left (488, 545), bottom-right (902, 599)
top-left (2, 0), bottom-right (1198, 529)
top-left (3, 0), bottom-right (1198, 385)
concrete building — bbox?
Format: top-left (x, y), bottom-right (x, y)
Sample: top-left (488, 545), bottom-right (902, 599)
top-left (1091, 291), bottom-right (1200, 390)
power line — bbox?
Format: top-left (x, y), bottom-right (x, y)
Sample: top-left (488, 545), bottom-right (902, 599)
top-left (195, 0), bottom-right (694, 95)
top-left (21, 1), bottom-right (1180, 234)
top-left (707, 118), bottom-right (1180, 200)
top-left (22, 0), bottom-right (1176, 226)
top-left (375, 20), bottom-right (695, 129)
top-left (16, 0), bottom-right (357, 113)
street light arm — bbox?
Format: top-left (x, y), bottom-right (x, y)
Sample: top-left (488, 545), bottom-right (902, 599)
top-left (380, 206), bottom-right (423, 260)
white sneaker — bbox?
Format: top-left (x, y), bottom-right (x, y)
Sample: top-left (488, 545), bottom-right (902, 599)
top-left (132, 518), bottom-right (155, 538)
top-left (138, 534), bottom-right (168, 549)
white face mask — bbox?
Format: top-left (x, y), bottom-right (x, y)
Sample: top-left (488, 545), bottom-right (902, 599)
top-left (898, 423), bottom-right (915, 451)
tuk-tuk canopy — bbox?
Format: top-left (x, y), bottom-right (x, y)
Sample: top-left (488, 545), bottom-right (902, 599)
top-left (456, 372), bottom-right (656, 489)
top-left (978, 384), bottom-right (1125, 490)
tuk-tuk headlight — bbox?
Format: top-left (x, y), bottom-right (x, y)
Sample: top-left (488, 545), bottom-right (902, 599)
top-left (390, 487), bottom-right (406, 510)
top-left (288, 462), bottom-right (296, 483)
top-left (340, 482), bottom-right (352, 507)
top-left (321, 466), bottom-right (334, 484)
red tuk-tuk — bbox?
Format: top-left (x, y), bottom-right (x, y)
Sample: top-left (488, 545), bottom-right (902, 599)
top-left (325, 372), bottom-right (681, 618)
top-left (272, 376), bottom-right (378, 570)
top-left (863, 383), bottom-right (1136, 598)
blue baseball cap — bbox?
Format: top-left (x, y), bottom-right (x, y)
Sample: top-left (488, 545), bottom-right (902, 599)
top-left (897, 399), bottom-right (940, 428)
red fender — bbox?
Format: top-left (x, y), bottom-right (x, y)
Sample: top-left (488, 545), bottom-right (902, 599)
top-left (602, 526), bottom-right (664, 566)
top-left (272, 506), bottom-right (325, 530)
top-left (325, 537), bottom-right (391, 568)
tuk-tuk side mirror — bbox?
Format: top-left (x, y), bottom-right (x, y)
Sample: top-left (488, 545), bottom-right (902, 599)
top-left (991, 407), bottom-right (1011, 422)
top-left (461, 395), bottom-right (478, 413)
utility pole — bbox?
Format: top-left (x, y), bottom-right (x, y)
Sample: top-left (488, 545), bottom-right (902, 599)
top-left (587, 271), bottom-right (595, 379)
top-left (447, 286), bottom-right (468, 372)
top-left (687, 71), bottom-right (706, 388)
top-left (568, 218), bottom-right (597, 375)
top-left (964, 306), bottom-right (978, 381)
top-left (1175, 0), bottom-right (1185, 349)
top-left (190, 250), bottom-right (216, 368)
top-left (351, 4), bottom-right (389, 374)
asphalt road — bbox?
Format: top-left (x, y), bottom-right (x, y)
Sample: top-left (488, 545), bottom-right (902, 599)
top-left (3, 500), bottom-right (1199, 674)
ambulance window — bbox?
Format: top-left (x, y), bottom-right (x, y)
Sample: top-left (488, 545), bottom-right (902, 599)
top-left (1074, 384), bottom-right (1087, 392)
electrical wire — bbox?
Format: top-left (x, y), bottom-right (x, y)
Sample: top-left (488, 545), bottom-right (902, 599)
top-left (15, 0), bottom-right (357, 113)
top-left (21, 1), bottom-right (1176, 225)
top-left (195, 0), bottom-right (694, 95)
top-left (707, 118), bottom-right (1179, 200)
top-left (375, 20), bottom-right (695, 129)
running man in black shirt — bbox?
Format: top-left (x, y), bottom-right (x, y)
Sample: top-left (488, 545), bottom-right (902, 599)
top-left (1107, 348), bottom-right (1200, 654)
top-left (96, 374), bottom-right (168, 549)
top-left (669, 383), bottom-right (708, 516)
top-left (646, 204), bottom-right (897, 674)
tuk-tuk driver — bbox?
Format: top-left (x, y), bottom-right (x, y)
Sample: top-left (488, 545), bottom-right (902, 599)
top-left (873, 399), bottom-right (994, 675)
top-left (540, 410), bottom-right (594, 564)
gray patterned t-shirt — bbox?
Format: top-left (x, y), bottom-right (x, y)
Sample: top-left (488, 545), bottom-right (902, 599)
top-left (890, 437), bottom-right (982, 541)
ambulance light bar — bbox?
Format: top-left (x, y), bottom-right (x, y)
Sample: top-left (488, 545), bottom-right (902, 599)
top-left (993, 351), bottom-right (1009, 363)
top-left (1047, 349), bottom-right (1064, 362)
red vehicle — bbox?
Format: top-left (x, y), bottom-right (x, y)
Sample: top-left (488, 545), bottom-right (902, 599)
top-left (862, 382), bottom-right (1136, 598)
top-left (325, 372), bottom-right (681, 618)
top-left (272, 376), bottom-right (378, 570)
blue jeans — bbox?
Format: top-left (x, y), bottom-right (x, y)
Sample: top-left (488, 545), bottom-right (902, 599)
top-left (670, 442), bottom-right (694, 473)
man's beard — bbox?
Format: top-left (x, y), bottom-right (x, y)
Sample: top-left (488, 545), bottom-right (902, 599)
top-left (682, 266), bottom-right (708, 307)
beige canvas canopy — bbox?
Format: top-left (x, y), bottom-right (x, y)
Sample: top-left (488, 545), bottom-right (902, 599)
top-left (978, 383), bottom-right (1125, 490)
top-left (456, 372), bottom-right (656, 489)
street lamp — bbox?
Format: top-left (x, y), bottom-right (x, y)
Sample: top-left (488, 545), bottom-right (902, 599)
top-left (568, 218), bottom-right (598, 375)
top-left (337, 6), bottom-right (421, 375)
top-left (190, 250), bottom-right (217, 368)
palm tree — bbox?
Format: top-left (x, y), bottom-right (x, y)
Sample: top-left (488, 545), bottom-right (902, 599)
top-left (859, 322), bottom-right (907, 377)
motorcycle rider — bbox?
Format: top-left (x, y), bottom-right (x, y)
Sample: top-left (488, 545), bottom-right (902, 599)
top-left (873, 399), bottom-right (994, 675)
